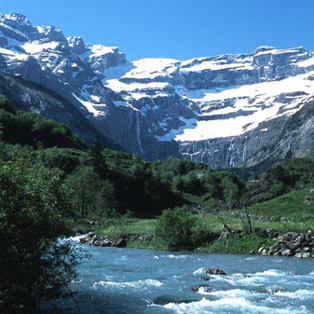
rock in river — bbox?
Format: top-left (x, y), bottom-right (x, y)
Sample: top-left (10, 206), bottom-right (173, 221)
top-left (205, 268), bottom-right (227, 275)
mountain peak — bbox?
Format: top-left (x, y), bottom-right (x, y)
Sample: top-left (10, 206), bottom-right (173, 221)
top-left (36, 25), bottom-right (67, 43)
top-left (0, 13), bottom-right (31, 26)
top-left (254, 46), bottom-right (275, 53)
top-left (67, 36), bottom-right (87, 54)
top-left (0, 13), bottom-right (313, 168)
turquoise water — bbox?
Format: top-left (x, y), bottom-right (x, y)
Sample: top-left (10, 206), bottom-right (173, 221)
top-left (47, 243), bottom-right (314, 314)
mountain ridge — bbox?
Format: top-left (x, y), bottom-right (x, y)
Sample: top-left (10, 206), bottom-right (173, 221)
top-left (0, 13), bottom-right (313, 168)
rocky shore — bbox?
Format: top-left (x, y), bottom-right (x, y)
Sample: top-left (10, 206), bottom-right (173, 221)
top-left (76, 229), bottom-right (314, 258)
top-left (78, 233), bottom-right (153, 248)
top-left (258, 230), bottom-right (314, 258)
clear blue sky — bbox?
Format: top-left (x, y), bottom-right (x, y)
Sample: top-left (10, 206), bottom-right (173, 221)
top-left (1, 0), bottom-right (314, 60)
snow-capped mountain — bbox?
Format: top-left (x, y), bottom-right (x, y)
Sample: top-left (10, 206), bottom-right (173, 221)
top-left (0, 13), bottom-right (313, 168)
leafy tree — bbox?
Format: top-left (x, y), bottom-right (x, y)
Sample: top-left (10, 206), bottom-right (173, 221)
top-left (0, 95), bottom-right (15, 113)
top-left (221, 173), bottom-right (243, 210)
top-left (65, 165), bottom-right (116, 218)
top-left (0, 95), bottom-right (83, 149)
top-left (155, 206), bottom-right (197, 250)
top-left (0, 153), bottom-right (81, 313)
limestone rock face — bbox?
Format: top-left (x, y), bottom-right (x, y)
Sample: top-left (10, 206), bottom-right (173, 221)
top-left (0, 13), bottom-right (313, 167)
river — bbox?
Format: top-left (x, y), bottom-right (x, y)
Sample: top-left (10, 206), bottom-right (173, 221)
top-left (46, 242), bottom-right (314, 314)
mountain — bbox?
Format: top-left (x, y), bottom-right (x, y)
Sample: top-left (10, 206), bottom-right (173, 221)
top-left (0, 13), bottom-right (313, 168)
top-left (0, 71), bottom-right (122, 150)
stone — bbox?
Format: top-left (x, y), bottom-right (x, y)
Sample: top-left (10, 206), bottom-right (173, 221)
top-left (191, 284), bottom-right (212, 293)
top-left (265, 228), bottom-right (280, 238)
top-left (100, 239), bottom-right (112, 247)
top-left (281, 249), bottom-right (293, 256)
top-left (302, 252), bottom-right (311, 258)
top-left (112, 238), bottom-right (127, 248)
top-left (205, 268), bottom-right (227, 275)
top-left (153, 295), bottom-right (196, 305)
top-left (79, 237), bottom-right (87, 244)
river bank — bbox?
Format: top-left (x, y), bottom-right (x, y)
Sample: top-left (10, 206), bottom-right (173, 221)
top-left (74, 227), bottom-right (314, 258)
top-left (72, 187), bottom-right (314, 256)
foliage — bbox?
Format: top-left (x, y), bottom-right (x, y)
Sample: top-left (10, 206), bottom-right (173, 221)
top-left (0, 152), bottom-right (81, 313)
top-left (197, 234), bottom-right (274, 255)
top-left (65, 165), bottom-right (116, 219)
top-left (246, 158), bottom-right (314, 204)
top-left (0, 96), bottom-right (83, 149)
top-left (155, 206), bottom-right (197, 250)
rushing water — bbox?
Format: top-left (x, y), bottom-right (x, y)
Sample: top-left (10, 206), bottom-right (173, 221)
top-left (46, 242), bottom-right (314, 314)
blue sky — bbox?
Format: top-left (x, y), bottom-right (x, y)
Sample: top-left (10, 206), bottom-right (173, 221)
top-left (1, 0), bottom-right (314, 60)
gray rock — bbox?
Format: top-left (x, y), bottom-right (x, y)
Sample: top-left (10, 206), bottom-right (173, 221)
top-left (112, 238), bottom-right (127, 248)
top-left (153, 295), bottom-right (196, 305)
top-left (191, 284), bottom-right (212, 293)
top-left (262, 231), bottom-right (314, 259)
top-left (205, 268), bottom-right (227, 275)
top-left (100, 239), bottom-right (112, 247)
top-left (281, 249), bottom-right (293, 256)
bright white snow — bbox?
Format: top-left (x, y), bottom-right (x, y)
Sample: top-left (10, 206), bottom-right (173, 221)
top-left (174, 72), bottom-right (314, 141)
top-left (22, 41), bottom-right (60, 54)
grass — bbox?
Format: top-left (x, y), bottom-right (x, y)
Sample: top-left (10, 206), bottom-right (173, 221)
top-left (195, 235), bottom-right (274, 254)
top-left (203, 213), bottom-right (314, 233)
top-left (196, 235), bottom-right (275, 255)
top-left (73, 188), bottom-right (314, 254)
top-left (127, 238), bottom-right (167, 250)
top-left (95, 218), bottom-right (156, 236)
top-left (251, 188), bottom-right (314, 218)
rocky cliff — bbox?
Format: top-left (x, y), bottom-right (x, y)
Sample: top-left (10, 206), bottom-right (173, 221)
top-left (0, 13), bottom-right (313, 168)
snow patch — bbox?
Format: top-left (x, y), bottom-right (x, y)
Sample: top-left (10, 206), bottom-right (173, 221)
top-left (22, 41), bottom-right (60, 54)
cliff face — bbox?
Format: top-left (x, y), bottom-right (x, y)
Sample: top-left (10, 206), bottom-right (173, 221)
top-left (0, 13), bottom-right (313, 168)
top-left (0, 71), bottom-right (122, 150)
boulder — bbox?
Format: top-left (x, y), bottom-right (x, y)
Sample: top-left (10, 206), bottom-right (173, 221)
top-left (112, 238), bottom-right (127, 248)
top-left (265, 228), bottom-right (280, 238)
top-left (205, 268), bottom-right (227, 275)
top-left (281, 249), bottom-right (293, 256)
top-left (259, 230), bottom-right (314, 258)
top-left (153, 295), bottom-right (196, 305)
top-left (100, 239), bottom-right (112, 247)
top-left (191, 284), bottom-right (212, 293)
top-left (79, 237), bottom-right (88, 244)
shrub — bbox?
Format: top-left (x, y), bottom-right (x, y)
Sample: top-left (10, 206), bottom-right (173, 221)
top-left (155, 206), bottom-right (197, 250)
top-left (0, 153), bottom-right (81, 313)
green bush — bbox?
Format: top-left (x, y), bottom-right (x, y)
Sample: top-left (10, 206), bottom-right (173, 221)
top-left (0, 153), bottom-right (81, 313)
top-left (0, 96), bottom-right (83, 149)
top-left (155, 206), bottom-right (197, 250)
